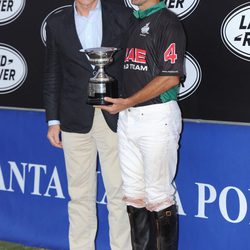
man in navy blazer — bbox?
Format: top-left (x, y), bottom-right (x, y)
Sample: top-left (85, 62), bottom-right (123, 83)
top-left (43, 0), bottom-right (132, 249)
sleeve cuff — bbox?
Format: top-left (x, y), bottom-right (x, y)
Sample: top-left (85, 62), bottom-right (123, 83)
top-left (48, 120), bottom-right (60, 126)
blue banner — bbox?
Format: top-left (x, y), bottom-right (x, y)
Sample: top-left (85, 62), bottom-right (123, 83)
top-left (0, 109), bottom-right (250, 250)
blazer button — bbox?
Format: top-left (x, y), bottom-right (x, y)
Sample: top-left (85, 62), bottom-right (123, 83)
top-left (93, 71), bottom-right (97, 75)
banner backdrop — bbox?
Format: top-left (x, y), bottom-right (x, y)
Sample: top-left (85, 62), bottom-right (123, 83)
top-left (1, 109), bottom-right (250, 250)
top-left (0, 0), bottom-right (250, 122)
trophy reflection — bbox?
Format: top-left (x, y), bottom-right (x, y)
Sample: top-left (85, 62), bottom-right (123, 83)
top-left (82, 47), bottom-right (118, 105)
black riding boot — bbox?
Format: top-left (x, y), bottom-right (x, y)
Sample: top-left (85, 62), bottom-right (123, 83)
top-left (153, 205), bottom-right (178, 250)
top-left (127, 206), bottom-right (157, 250)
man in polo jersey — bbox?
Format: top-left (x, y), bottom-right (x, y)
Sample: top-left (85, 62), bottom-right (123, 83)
top-left (98, 0), bottom-right (186, 249)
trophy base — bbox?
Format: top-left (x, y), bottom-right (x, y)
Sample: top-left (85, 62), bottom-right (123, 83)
top-left (86, 97), bottom-right (111, 105)
top-left (86, 81), bottom-right (118, 105)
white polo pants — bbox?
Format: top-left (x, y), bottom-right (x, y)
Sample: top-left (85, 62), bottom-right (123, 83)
top-left (118, 101), bottom-right (182, 212)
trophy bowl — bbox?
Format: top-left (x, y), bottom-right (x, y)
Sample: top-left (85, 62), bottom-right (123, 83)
top-left (81, 47), bottom-right (119, 105)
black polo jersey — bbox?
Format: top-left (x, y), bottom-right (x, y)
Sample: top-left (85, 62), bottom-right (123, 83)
top-left (122, 4), bottom-right (186, 106)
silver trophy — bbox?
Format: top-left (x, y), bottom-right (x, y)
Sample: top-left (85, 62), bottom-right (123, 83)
top-left (82, 47), bottom-right (118, 105)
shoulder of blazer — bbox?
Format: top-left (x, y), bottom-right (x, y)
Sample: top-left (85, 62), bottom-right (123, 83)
top-left (102, 1), bottom-right (132, 24)
top-left (102, 1), bottom-right (131, 12)
top-left (46, 5), bottom-right (73, 29)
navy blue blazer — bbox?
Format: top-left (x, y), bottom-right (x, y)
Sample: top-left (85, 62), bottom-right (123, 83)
top-left (43, 1), bottom-right (131, 133)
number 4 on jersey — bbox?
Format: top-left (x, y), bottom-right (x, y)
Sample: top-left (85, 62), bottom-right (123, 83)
top-left (164, 43), bottom-right (177, 64)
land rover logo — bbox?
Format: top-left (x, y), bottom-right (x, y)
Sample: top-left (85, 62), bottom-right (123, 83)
top-left (124, 0), bottom-right (200, 19)
top-left (221, 2), bottom-right (250, 62)
top-left (165, 0), bottom-right (200, 19)
top-left (0, 0), bottom-right (26, 26)
top-left (0, 43), bottom-right (28, 94)
top-left (178, 52), bottom-right (202, 100)
top-left (40, 5), bottom-right (71, 46)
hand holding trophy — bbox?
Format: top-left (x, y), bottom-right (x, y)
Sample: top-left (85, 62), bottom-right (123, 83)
top-left (81, 47), bottom-right (118, 105)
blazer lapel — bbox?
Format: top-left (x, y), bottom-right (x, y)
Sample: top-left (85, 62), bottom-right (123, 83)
top-left (63, 6), bottom-right (93, 71)
top-left (101, 3), bottom-right (115, 47)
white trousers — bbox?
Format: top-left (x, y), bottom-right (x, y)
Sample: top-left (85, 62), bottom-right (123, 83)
top-left (118, 101), bottom-right (182, 212)
top-left (62, 109), bottom-right (131, 250)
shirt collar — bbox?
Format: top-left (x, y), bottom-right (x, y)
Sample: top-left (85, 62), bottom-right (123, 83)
top-left (74, 0), bottom-right (101, 17)
top-left (133, 1), bottom-right (165, 19)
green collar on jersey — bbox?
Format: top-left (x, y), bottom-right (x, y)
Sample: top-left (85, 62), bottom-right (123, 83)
top-left (133, 1), bottom-right (165, 19)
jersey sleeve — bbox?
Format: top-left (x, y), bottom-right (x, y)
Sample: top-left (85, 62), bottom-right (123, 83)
top-left (156, 16), bottom-right (186, 81)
